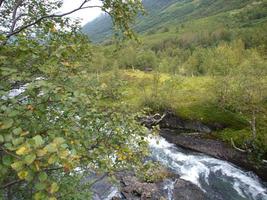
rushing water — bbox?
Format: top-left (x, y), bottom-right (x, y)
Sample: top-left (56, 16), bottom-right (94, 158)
top-left (5, 86), bottom-right (267, 200)
top-left (148, 136), bottom-right (267, 200)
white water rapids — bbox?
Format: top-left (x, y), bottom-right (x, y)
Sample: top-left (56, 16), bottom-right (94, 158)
top-left (148, 136), bottom-right (267, 200)
top-left (4, 85), bottom-right (267, 200)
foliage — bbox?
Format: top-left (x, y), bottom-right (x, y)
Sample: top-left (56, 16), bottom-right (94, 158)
top-left (137, 161), bottom-right (171, 183)
top-left (0, 0), bottom-right (144, 44)
top-left (215, 49), bottom-right (267, 152)
top-left (0, 0), bottom-right (147, 199)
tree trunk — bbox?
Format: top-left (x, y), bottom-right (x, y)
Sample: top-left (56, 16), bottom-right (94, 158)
top-left (250, 110), bottom-right (257, 140)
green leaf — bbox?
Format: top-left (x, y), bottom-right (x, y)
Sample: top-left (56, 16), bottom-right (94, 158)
top-left (38, 172), bottom-right (48, 182)
top-left (4, 134), bottom-right (13, 142)
top-left (0, 135), bottom-right (4, 143)
top-left (53, 137), bottom-right (65, 145)
top-left (2, 155), bottom-right (13, 166)
top-left (12, 137), bottom-right (24, 146)
top-left (25, 153), bottom-right (36, 165)
top-left (35, 182), bottom-right (47, 191)
top-left (45, 144), bottom-right (57, 153)
top-left (0, 119), bottom-right (14, 129)
top-left (33, 135), bottom-right (44, 147)
top-left (11, 161), bottom-right (24, 171)
top-left (25, 172), bottom-right (34, 182)
top-left (13, 127), bottom-right (23, 135)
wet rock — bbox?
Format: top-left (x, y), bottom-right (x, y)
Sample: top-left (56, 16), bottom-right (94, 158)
top-left (115, 172), bottom-right (207, 200)
top-left (83, 172), bottom-right (119, 200)
top-left (172, 179), bottom-right (206, 200)
top-left (140, 112), bottom-right (214, 133)
top-left (159, 112), bottom-right (212, 133)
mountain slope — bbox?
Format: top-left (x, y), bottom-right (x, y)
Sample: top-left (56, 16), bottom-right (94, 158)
top-left (82, 0), bottom-right (267, 42)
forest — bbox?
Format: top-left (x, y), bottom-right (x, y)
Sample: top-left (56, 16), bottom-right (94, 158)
top-left (0, 0), bottom-right (267, 199)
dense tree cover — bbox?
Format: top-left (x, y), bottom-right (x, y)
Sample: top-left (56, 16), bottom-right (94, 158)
top-left (0, 1), bottom-right (149, 199)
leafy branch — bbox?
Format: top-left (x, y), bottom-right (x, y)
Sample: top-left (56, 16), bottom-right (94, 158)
top-left (1, 0), bottom-right (110, 45)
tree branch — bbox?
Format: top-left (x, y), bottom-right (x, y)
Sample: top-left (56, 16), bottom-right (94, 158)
top-left (10, 0), bottom-right (24, 34)
top-left (5, 0), bottom-right (104, 39)
top-left (0, 145), bottom-right (21, 160)
top-left (0, 0), bottom-right (4, 7)
top-left (231, 138), bottom-right (246, 153)
top-left (0, 179), bottom-right (24, 190)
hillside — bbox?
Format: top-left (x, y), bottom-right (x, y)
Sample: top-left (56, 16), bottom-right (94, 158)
top-left (82, 0), bottom-right (267, 42)
top-left (81, 0), bottom-right (267, 167)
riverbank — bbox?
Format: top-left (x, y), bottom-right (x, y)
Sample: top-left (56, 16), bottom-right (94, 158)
top-left (160, 129), bottom-right (267, 182)
top-left (140, 111), bottom-right (267, 181)
top-left (106, 134), bottom-right (267, 200)
top-left (97, 69), bottom-right (267, 182)
top-left (99, 70), bottom-right (266, 163)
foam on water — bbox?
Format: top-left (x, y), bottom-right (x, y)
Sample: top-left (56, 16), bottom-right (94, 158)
top-left (148, 136), bottom-right (267, 200)
top-left (104, 187), bottom-right (119, 200)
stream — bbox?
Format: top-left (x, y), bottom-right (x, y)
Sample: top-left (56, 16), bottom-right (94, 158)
top-left (148, 136), bottom-right (267, 200)
top-left (4, 86), bottom-right (267, 199)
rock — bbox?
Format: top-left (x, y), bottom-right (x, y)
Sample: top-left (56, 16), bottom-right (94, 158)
top-left (172, 179), bottom-right (206, 200)
top-left (159, 112), bottom-right (212, 133)
top-left (120, 175), bottom-right (163, 199)
top-left (115, 171), bottom-right (207, 200)
top-left (140, 112), bottom-right (214, 133)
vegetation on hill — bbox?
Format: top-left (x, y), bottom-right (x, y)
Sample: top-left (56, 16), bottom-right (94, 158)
top-left (82, 0), bottom-right (267, 43)
top-left (83, 0), bottom-right (267, 161)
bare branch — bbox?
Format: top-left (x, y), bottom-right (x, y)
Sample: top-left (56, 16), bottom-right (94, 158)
top-left (10, 0), bottom-right (24, 33)
top-left (0, 0), bottom-right (4, 7)
top-left (0, 180), bottom-right (23, 190)
top-left (0, 145), bottom-right (21, 160)
top-left (231, 138), bottom-right (246, 153)
top-left (89, 172), bottom-right (108, 186)
top-left (5, 0), bottom-right (104, 39)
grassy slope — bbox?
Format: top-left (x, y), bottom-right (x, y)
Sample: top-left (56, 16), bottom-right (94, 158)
top-left (101, 70), bottom-right (247, 129)
top-left (92, 1), bottom-right (267, 157)
top-left (82, 0), bottom-right (266, 42)
top-left (98, 70), bottom-right (267, 158)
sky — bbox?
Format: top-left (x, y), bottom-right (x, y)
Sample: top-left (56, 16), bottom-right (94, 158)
top-left (61, 0), bottom-right (102, 25)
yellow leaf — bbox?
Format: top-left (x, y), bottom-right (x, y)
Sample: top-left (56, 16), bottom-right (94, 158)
top-left (16, 146), bottom-right (29, 155)
top-left (36, 149), bottom-right (47, 157)
top-left (18, 170), bottom-right (28, 180)
top-left (101, 83), bottom-right (107, 88)
top-left (34, 161), bottom-right (40, 171)
top-left (61, 61), bottom-right (71, 67)
top-left (49, 182), bottom-right (59, 194)
top-left (59, 150), bottom-right (69, 159)
top-left (48, 155), bottom-right (57, 164)
top-left (20, 131), bottom-right (29, 136)
top-left (27, 105), bottom-right (34, 111)
top-left (51, 26), bottom-right (57, 33)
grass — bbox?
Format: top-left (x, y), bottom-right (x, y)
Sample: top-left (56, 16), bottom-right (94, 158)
top-left (96, 69), bottom-right (266, 160)
top-left (100, 70), bottom-right (247, 129)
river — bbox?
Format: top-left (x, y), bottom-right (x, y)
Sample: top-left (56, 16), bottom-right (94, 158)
top-left (148, 135), bottom-right (267, 200)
